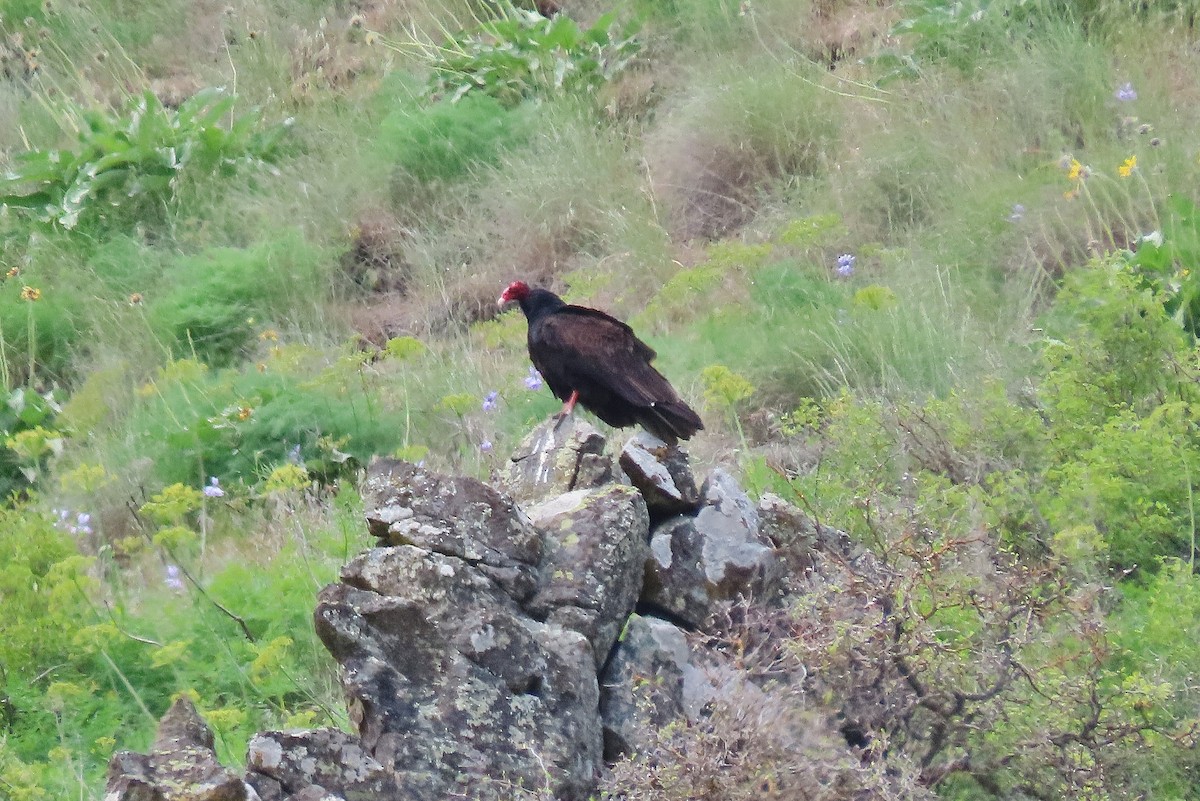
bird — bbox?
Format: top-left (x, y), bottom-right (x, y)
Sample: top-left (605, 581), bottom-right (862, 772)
top-left (498, 281), bottom-right (704, 445)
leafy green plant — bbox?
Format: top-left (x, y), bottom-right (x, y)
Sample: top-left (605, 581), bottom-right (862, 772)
top-left (1124, 195), bottom-right (1200, 338)
top-left (0, 88), bottom-right (292, 233)
top-left (146, 234), bottom-right (327, 367)
top-left (379, 93), bottom-right (531, 190)
top-left (423, 7), bottom-right (641, 106)
top-left (0, 387), bottom-right (63, 500)
top-left (883, 0), bottom-right (1076, 78)
top-left (131, 356), bottom-right (402, 490)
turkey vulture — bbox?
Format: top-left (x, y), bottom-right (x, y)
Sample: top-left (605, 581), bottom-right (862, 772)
top-left (498, 281), bottom-right (703, 445)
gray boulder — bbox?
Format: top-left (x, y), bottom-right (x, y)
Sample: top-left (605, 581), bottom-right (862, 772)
top-left (599, 615), bottom-right (695, 759)
top-left (694, 469), bottom-right (782, 601)
top-left (640, 470), bottom-right (783, 625)
top-left (314, 544), bottom-right (601, 801)
top-left (526, 484), bottom-right (651, 666)
top-left (504, 417), bottom-right (614, 506)
top-left (245, 728), bottom-right (397, 801)
top-left (641, 516), bottom-right (711, 628)
top-left (618, 432), bottom-right (701, 521)
top-left (105, 697), bottom-right (253, 801)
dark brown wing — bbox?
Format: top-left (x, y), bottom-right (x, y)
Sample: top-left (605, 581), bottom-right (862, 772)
top-left (531, 307), bottom-right (672, 406)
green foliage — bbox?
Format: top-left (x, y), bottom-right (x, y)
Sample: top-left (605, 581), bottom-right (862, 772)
top-left (425, 7), bottom-right (641, 107)
top-left (645, 240), bottom-right (773, 322)
top-left (383, 336), bottom-right (427, 361)
top-left (0, 88), bottom-right (292, 233)
top-left (130, 354), bottom-right (403, 490)
top-left (777, 214), bottom-right (847, 251)
top-left (700, 364), bottom-right (755, 411)
top-left (379, 93), bottom-right (531, 189)
top-left (146, 233), bottom-right (327, 367)
top-left (1124, 195), bottom-right (1200, 338)
top-left (0, 484), bottom-right (357, 793)
top-left (1036, 258), bottom-right (1200, 574)
top-left (0, 387), bottom-right (63, 499)
top-left (884, 0), bottom-right (1078, 78)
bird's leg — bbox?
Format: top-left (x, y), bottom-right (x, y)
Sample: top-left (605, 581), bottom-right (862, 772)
top-left (552, 390), bottom-right (579, 432)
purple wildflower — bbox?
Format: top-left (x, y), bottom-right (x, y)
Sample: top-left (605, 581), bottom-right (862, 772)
top-left (75, 512), bottom-right (93, 535)
top-left (165, 564), bottom-right (185, 592)
top-left (835, 253), bottom-right (856, 278)
top-left (1008, 203), bottom-right (1025, 223)
top-left (480, 439), bottom-right (494, 453)
top-left (482, 390), bottom-right (499, 412)
top-left (524, 367), bottom-right (543, 391)
top-left (203, 476), bottom-right (225, 498)
top-left (1115, 82), bottom-right (1137, 102)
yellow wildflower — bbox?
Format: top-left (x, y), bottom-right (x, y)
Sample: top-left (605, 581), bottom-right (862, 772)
top-left (236, 405), bottom-right (253, 421)
top-left (1066, 158), bottom-right (1083, 181)
top-left (20, 285), bottom-right (41, 301)
top-left (6, 267), bottom-right (18, 279)
top-left (1118, 155), bottom-right (1137, 178)
top-left (259, 329), bottom-right (279, 341)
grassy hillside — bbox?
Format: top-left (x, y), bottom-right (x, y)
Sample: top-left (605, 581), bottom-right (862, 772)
top-left (2, 0), bottom-right (1200, 797)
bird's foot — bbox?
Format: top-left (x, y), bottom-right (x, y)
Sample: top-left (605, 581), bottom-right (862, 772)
top-left (551, 390), bottom-right (579, 433)
top-left (551, 409), bottom-right (574, 433)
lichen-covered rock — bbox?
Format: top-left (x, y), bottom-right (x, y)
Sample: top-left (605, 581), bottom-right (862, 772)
top-left (245, 728), bottom-right (397, 801)
top-left (313, 544), bottom-right (601, 801)
top-left (618, 432), bottom-right (701, 522)
top-left (361, 457), bottom-right (543, 600)
top-left (105, 698), bottom-right (252, 801)
top-left (694, 469), bottom-right (782, 602)
top-left (504, 417), bottom-right (614, 506)
top-left (641, 516), bottom-right (711, 628)
top-left (599, 615), bottom-right (697, 759)
top-left (107, 428), bottom-right (823, 801)
top-left (757, 492), bottom-right (877, 583)
top-left (526, 484), bottom-right (651, 665)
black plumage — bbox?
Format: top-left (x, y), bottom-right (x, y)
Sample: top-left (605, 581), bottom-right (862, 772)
top-left (498, 281), bottom-right (704, 445)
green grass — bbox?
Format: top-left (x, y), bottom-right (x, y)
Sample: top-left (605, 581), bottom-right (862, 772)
top-left (3, 0), bottom-right (1200, 797)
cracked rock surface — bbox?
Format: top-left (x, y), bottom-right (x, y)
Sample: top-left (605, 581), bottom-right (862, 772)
top-left (106, 425), bottom-right (818, 801)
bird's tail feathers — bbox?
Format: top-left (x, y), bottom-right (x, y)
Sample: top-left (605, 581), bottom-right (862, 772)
top-left (641, 401), bottom-right (704, 445)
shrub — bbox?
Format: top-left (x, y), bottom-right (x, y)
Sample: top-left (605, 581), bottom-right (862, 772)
top-left (423, 7), bottom-right (641, 107)
top-left (130, 354), bottom-right (403, 489)
top-left (0, 264), bottom-right (86, 387)
top-left (146, 233), bottom-right (328, 367)
top-left (379, 93), bottom-right (531, 194)
top-left (0, 88), bottom-right (292, 234)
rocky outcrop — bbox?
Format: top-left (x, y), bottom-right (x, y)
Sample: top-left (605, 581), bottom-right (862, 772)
top-left (598, 614), bottom-right (699, 759)
top-left (313, 544), bottom-right (600, 800)
top-left (246, 728), bottom-right (401, 800)
top-left (504, 417), bottom-right (614, 506)
top-left (526, 484), bottom-right (649, 666)
top-left (107, 418), bottom-right (808, 801)
top-left (619, 432), bottom-right (701, 521)
top-left (105, 697), bottom-right (252, 801)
